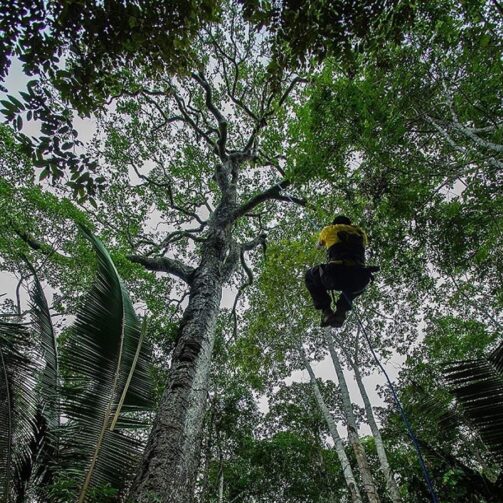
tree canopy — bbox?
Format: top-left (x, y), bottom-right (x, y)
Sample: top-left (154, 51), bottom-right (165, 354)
top-left (1, 1), bottom-right (502, 502)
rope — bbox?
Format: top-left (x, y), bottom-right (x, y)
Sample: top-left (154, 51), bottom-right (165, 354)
top-left (277, 183), bottom-right (439, 502)
top-left (342, 293), bottom-right (439, 503)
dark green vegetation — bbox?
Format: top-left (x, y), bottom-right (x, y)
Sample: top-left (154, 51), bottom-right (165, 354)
top-left (1, 229), bottom-right (152, 502)
top-left (1, 1), bottom-right (502, 502)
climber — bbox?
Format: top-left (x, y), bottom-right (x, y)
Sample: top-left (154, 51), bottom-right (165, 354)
top-left (305, 215), bottom-right (376, 328)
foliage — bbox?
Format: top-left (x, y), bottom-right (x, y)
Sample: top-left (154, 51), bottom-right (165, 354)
top-left (381, 316), bottom-right (502, 502)
top-left (1, 0), bottom-right (221, 102)
top-left (1, 1), bottom-right (502, 501)
top-left (0, 320), bottom-right (37, 503)
top-left (0, 0), bottom-right (428, 199)
top-left (241, 0), bottom-right (416, 70)
top-left (0, 229), bottom-right (154, 502)
top-left (444, 340), bottom-right (503, 466)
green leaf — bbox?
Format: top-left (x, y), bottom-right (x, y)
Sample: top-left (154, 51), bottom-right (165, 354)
top-left (0, 321), bottom-right (38, 502)
top-left (444, 341), bottom-right (503, 464)
top-left (8, 95), bottom-right (25, 111)
top-left (39, 167), bottom-right (50, 180)
top-left (58, 226), bottom-right (153, 501)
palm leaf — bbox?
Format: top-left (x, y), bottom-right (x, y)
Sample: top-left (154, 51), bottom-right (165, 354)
top-left (0, 320), bottom-right (38, 503)
top-left (443, 340), bottom-right (503, 464)
top-left (18, 265), bottom-right (60, 499)
top-left (58, 226), bottom-right (153, 502)
top-left (28, 263), bottom-right (59, 429)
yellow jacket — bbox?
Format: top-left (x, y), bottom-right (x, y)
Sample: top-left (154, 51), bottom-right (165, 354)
top-left (318, 224), bottom-right (368, 250)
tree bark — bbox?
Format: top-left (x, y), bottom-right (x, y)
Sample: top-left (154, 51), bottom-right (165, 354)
top-left (301, 349), bottom-right (363, 503)
top-left (351, 361), bottom-right (402, 503)
top-left (128, 190), bottom-right (239, 502)
top-left (200, 403), bottom-right (215, 503)
top-left (218, 467), bottom-right (224, 503)
top-left (325, 330), bottom-right (381, 503)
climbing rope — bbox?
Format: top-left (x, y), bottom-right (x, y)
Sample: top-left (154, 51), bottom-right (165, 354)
top-left (277, 183), bottom-right (440, 503)
top-left (342, 293), bottom-right (440, 503)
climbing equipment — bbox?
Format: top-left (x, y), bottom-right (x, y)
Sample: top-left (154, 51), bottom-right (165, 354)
top-left (328, 259), bottom-right (362, 266)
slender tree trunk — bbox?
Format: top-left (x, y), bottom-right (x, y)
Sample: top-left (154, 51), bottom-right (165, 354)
top-left (351, 361), bottom-right (402, 503)
top-left (325, 330), bottom-right (381, 503)
top-left (129, 241), bottom-right (231, 502)
top-left (200, 405), bottom-right (215, 503)
top-left (218, 467), bottom-right (224, 503)
top-left (301, 348), bottom-right (363, 503)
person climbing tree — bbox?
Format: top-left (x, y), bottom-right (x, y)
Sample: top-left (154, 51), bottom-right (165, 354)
top-left (305, 215), bottom-right (375, 328)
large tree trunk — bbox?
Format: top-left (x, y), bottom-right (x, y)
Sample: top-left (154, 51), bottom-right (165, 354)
top-left (325, 330), bottom-right (381, 503)
top-left (351, 360), bottom-right (402, 503)
top-left (301, 349), bottom-right (363, 503)
top-left (129, 245), bottom-right (228, 502)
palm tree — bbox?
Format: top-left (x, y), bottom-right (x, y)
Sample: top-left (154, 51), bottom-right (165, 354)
top-left (443, 340), bottom-right (503, 465)
top-left (0, 227), bottom-right (153, 503)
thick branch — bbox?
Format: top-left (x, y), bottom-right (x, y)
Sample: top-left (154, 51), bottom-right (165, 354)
top-left (13, 228), bottom-right (70, 262)
top-left (426, 114), bottom-right (503, 170)
top-left (128, 255), bottom-right (194, 284)
top-left (233, 180), bottom-right (306, 220)
top-left (192, 72), bottom-right (228, 159)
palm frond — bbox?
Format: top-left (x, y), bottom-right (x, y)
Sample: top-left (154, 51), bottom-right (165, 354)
top-left (21, 265), bottom-right (61, 499)
top-left (0, 320), bottom-right (38, 503)
top-left (58, 226), bottom-right (153, 502)
top-left (443, 340), bottom-right (503, 464)
top-left (28, 263), bottom-right (59, 428)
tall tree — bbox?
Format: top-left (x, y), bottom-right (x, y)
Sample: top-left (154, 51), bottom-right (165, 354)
top-left (300, 346), bottom-right (363, 503)
top-left (336, 327), bottom-right (402, 503)
top-left (324, 329), bottom-right (381, 503)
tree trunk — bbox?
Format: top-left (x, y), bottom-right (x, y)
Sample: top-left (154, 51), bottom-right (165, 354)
top-left (325, 330), bottom-right (381, 503)
top-left (351, 361), bottom-right (402, 503)
top-left (218, 467), bottom-right (224, 503)
top-left (301, 348), bottom-right (363, 503)
top-left (200, 404), bottom-right (215, 503)
top-left (129, 252), bottom-right (226, 503)
top-left (127, 155), bottom-right (247, 503)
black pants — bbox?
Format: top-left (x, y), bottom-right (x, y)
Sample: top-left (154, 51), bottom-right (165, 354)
top-left (304, 263), bottom-right (371, 313)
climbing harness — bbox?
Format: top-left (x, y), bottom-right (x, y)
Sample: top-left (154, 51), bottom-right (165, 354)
top-left (328, 259), bottom-right (361, 266)
top-left (276, 182), bottom-right (440, 503)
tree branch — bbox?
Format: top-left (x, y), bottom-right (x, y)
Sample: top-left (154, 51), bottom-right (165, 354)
top-left (160, 225), bottom-right (207, 250)
top-left (192, 71), bottom-right (228, 159)
top-left (12, 227), bottom-right (71, 262)
top-left (241, 233), bottom-right (267, 252)
top-left (128, 255), bottom-right (194, 284)
top-left (233, 180), bottom-right (306, 220)
top-left (230, 249), bottom-right (254, 340)
top-left (171, 90), bottom-right (218, 152)
top-left (264, 77), bottom-right (307, 119)
top-left (207, 30), bottom-right (260, 123)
